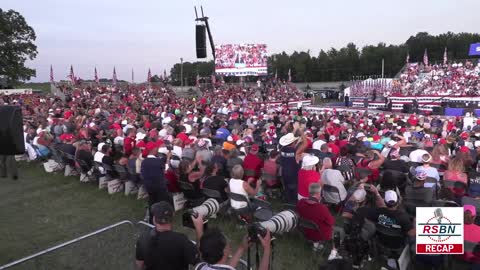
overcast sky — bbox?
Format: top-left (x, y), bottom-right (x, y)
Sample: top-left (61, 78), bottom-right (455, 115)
top-left (3, 0), bottom-right (480, 82)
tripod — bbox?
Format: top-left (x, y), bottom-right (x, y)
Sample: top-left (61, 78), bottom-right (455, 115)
top-left (246, 236), bottom-right (275, 270)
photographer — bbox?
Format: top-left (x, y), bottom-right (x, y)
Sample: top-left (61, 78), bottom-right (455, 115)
top-left (135, 202), bottom-right (201, 270)
top-left (194, 229), bottom-right (271, 270)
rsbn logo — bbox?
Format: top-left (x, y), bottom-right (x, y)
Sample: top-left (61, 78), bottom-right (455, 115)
top-left (416, 207), bottom-right (464, 254)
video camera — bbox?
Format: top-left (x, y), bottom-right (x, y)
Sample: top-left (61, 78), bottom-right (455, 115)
top-left (342, 215), bottom-right (376, 269)
top-left (182, 198), bottom-right (220, 229)
top-left (248, 210), bottom-right (298, 242)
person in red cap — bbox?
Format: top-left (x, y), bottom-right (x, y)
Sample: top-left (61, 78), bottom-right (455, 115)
top-left (242, 144), bottom-right (264, 183)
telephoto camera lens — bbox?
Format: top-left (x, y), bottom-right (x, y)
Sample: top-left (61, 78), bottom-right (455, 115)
top-left (257, 210), bottom-right (298, 235)
top-left (182, 198), bottom-right (220, 228)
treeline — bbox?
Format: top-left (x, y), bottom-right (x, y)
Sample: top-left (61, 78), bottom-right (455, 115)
top-left (168, 32), bottom-right (480, 84)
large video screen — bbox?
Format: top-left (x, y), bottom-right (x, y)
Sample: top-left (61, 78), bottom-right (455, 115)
top-left (215, 44), bottom-right (268, 76)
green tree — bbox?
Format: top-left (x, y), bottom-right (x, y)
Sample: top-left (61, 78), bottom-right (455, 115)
top-left (0, 9), bottom-right (37, 87)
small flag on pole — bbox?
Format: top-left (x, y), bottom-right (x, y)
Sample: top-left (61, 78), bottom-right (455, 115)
top-left (211, 74), bottom-right (216, 85)
top-left (288, 68), bottom-right (291, 82)
top-left (423, 49), bottom-right (429, 66)
top-left (443, 47), bottom-right (448, 65)
top-left (147, 68), bottom-right (151, 83)
top-left (50, 65), bottom-right (54, 83)
top-left (69, 65), bottom-right (75, 85)
top-left (94, 67), bottom-right (99, 84)
top-left (112, 67), bottom-right (117, 86)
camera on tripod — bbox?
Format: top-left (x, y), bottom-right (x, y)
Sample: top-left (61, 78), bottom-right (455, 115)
top-left (342, 215), bottom-right (376, 269)
top-left (247, 210), bottom-right (298, 242)
top-left (182, 198), bottom-right (220, 229)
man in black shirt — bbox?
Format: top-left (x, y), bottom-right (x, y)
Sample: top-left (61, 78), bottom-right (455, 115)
top-left (355, 190), bottom-right (414, 249)
top-left (136, 202), bottom-right (201, 270)
top-left (382, 149), bottom-right (409, 173)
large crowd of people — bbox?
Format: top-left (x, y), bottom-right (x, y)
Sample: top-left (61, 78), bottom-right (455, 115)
top-left (350, 60), bottom-right (480, 98)
top-left (398, 61), bottom-right (480, 96)
top-left (2, 80), bottom-right (480, 269)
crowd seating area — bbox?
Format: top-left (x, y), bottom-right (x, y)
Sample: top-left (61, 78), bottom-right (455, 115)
top-left (4, 81), bottom-right (480, 269)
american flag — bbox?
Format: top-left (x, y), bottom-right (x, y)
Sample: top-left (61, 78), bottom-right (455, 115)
top-left (69, 65), bottom-right (75, 85)
top-left (147, 68), bottom-right (151, 83)
top-left (94, 67), bottom-right (99, 84)
top-left (443, 47), bottom-right (448, 65)
top-left (406, 52), bottom-right (410, 63)
top-left (112, 67), bottom-right (117, 86)
top-left (288, 68), bottom-right (291, 82)
top-left (50, 65), bottom-right (54, 83)
top-left (423, 49), bottom-right (429, 66)
top-left (211, 74), bottom-right (216, 85)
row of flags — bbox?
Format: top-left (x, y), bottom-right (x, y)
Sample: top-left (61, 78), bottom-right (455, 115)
top-left (406, 47), bottom-right (449, 66)
top-left (50, 66), bottom-right (169, 85)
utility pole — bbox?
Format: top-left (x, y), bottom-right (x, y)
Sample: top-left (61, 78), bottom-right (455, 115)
top-left (381, 58), bottom-right (385, 78)
top-left (180, 57), bottom-right (184, 88)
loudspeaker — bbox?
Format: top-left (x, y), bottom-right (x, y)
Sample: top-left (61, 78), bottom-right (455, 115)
top-left (402, 104), bottom-right (412, 113)
top-left (196, 25), bottom-right (207, 58)
top-left (432, 106), bottom-right (444, 115)
top-left (0, 106), bottom-right (25, 155)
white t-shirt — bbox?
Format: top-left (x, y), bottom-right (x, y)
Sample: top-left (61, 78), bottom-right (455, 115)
top-left (94, 151), bottom-right (105, 163)
top-left (409, 149), bottom-right (429, 163)
top-left (229, 178), bottom-right (248, 209)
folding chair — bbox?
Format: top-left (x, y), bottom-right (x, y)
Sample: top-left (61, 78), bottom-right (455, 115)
top-left (178, 181), bottom-right (205, 208)
top-left (298, 217), bottom-right (327, 254)
top-left (229, 192), bottom-right (272, 223)
top-left (321, 184), bottom-right (344, 216)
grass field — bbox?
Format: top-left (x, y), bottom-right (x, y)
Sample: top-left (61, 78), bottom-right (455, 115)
top-left (0, 164), bottom-right (474, 270)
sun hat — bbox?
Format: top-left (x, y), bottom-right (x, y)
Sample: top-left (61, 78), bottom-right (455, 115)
top-left (302, 154), bottom-right (320, 167)
top-left (279, 133), bottom-right (299, 146)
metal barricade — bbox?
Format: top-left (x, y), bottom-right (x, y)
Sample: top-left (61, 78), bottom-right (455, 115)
top-left (0, 220), bottom-right (135, 270)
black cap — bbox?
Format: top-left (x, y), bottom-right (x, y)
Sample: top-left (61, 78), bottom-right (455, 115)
top-left (151, 201), bottom-right (174, 224)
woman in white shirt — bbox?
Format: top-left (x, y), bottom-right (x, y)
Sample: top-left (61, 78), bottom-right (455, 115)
top-left (229, 165), bottom-right (260, 209)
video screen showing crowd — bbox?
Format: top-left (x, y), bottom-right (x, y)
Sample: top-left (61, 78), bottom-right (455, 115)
top-left (5, 58), bottom-right (480, 269)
